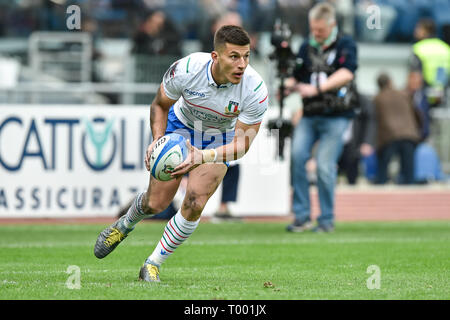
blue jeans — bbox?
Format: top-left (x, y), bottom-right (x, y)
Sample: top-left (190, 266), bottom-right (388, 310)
top-left (291, 116), bottom-right (350, 226)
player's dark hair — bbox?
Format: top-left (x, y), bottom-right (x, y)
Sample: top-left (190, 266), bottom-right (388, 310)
top-left (213, 25), bottom-right (250, 51)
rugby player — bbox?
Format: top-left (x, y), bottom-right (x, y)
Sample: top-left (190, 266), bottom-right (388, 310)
top-left (94, 25), bottom-right (268, 282)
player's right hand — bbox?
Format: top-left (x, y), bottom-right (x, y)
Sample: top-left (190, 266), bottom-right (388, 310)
top-left (170, 139), bottom-right (202, 178)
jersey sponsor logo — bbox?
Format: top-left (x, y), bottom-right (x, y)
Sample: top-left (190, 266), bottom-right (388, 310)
top-left (225, 100), bottom-right (240, 115)
top-left (186, 108), bottom-right (231, 125)
top-left (183, 88), bottom-right (206, 98)
top-left (189, 108), bottom-right (220, 122)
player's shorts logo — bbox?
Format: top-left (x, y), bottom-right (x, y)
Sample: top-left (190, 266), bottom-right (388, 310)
top-left (225, 100), bottom-right (240, 115)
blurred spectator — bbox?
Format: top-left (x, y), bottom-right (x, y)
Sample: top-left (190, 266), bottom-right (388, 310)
top-left (338, 93), bottom-right (375, 185)
top-left (199, 0), bottom-right (262, 32)
top-left (199, 10), bottom-right (261, 56)
top-left (374, 73), bottom-right (421, 185)
top-left (408, 18), bottom-right (450, 108)
top-left (285, 2), bottom-right (358, 233)
top-left (407, 77), bottom-right (429, 142)
top-left (131, 10), bottom-right (182, 56)
top-left (130, 10), bottom-right (182, 104)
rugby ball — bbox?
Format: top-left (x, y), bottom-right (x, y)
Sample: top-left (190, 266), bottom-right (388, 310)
top-left (150, 133), bottom-right (188, 181)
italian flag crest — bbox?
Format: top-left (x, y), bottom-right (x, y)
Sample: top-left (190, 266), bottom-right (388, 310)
top-left (225, 100), bottom-right (240, 115)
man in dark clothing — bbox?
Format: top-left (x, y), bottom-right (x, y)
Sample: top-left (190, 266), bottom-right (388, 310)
top-left (284, 2), bottom-right (358, 233)
top-left (338, 93), bottom-right (375, 185)
top-left (374, 73), bottom-right (421, 185)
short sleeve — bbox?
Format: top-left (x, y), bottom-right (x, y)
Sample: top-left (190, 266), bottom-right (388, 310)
top-left (337, 37), bottom-right (358, 73)
top-left (162, 59), bottom-right (185, 100)
top-left (238, 80), bottom-right (269, 125)
top-left (408, 53), bottom-right (422, 72)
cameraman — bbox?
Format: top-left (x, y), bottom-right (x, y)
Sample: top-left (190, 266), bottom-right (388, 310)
top-left (284, 2), bottom-right (357, 233)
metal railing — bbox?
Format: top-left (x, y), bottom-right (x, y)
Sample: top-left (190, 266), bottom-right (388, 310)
top-left (0, 82), bottom-right (160, 104)
top-left (28, 32), bottom-right (93, 83)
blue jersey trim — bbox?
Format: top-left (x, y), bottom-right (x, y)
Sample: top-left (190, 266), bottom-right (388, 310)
top-left (206, 60), bottom-right (211, 82)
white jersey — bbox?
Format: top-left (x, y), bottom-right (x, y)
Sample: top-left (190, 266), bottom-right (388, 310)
top-left (162, 52), bottom-right (268, 133)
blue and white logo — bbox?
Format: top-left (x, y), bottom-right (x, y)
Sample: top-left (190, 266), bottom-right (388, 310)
top-left (184, 88), bottom-right (206, 98)
top-left (82, 117), bottom-right (117, 171)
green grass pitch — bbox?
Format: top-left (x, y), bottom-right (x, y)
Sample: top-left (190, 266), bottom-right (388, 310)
top-left (0, 221), bottom-right (449, 300)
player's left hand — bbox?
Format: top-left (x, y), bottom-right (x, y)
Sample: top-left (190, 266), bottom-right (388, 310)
top-left (171, 140), bottom-right (202, 178)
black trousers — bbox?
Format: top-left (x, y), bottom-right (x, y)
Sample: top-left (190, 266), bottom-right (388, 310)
top-left (376, 140), bottom-right (416, 185)
top-left (338, 143), bottom-right (360, 185)
top-left (221, 164), bottom-right (240, 203)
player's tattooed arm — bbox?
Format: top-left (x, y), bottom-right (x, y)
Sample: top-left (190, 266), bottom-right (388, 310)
top-left (145, 84), bottom-right (178, 171)
top-left (150, 84), bottom-right (175, 140)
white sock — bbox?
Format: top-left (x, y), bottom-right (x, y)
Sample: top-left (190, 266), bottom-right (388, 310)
top-left (147, 210), bottom-right (200, 266)
top-left (120, 192), bottom-right (146, 231)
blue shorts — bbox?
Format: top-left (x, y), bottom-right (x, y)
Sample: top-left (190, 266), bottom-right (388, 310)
top-left (165, 107), bottom-right (233, 166)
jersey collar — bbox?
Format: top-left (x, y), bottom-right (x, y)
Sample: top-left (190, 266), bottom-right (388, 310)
top-left (206, 60), bottom-right (233, 89)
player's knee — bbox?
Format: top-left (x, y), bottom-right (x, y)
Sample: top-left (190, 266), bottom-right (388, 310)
top-left (182, 192), bottom-right (206, 215)
top-left (142, 196), bottom-right (171, 215)
top-left (292, 151), bottom-right (310, 165)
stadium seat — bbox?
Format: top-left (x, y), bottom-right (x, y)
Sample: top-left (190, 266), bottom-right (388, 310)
top-left (432, 0), bottom-right (450, 39)
top-left (414, 143), bottom-right (446, 183)
top-left (361, 153), bottom-right (378, 182)
top-left (383, 0), bottom-right (420, 42)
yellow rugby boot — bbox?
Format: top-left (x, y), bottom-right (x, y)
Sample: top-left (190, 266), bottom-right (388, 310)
top-left (94, 216), bottom-right (133, 259)
top-left (138, 263), bottom-right (161, 282)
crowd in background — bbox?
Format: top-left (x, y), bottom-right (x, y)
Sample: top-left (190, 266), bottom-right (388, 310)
top-left (0, 0), bottom-right (449, 44)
